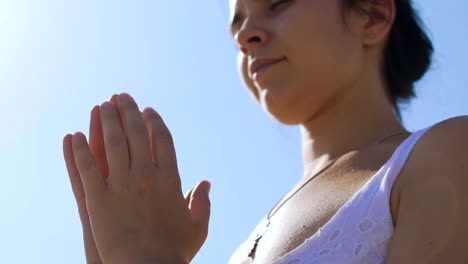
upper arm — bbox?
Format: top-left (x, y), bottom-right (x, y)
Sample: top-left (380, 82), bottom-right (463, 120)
top-left (386, 116), bottom-right (468, 264)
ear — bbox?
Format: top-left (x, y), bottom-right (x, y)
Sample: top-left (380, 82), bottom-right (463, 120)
top-left (358, 0), bottom-right (396, 46)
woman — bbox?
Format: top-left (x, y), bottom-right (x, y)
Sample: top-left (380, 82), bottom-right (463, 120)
top-left (63, 0), bottom-right (468, 263)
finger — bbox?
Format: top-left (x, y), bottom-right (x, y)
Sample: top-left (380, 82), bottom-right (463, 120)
top-left (63, 134), bottom-right (89, 221)
top-left (83, 228), bottom-right (102, 264)
top-left (116, 93), bottom-right (153, 167)
top-left (63, 135), bottom-right (102, 262)
top-left (188, 181), bottom-right (211, 240)
top-left (100, 101), bottom-right (130, 177)
top-left (142, 107), bottom-right (178, 169)
top-left (110, 94), bottom-right (118, 107)
top-left (110, 94), bottom-right (124, 130)
top-left (89, 105), bottom-right (109, 180)
top-left (71, 132), bottom-right (107, 200)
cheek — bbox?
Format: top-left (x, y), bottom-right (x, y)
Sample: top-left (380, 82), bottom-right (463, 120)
top-left (300, 42), bottom-right (360, 83)
top-left (237, 53), bottom-right (260, 101)
top-left (284, 9), bottom-right (363, 96)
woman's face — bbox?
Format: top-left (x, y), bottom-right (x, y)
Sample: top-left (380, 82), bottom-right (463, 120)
top-left (230, 0), bottom-right (366, 124)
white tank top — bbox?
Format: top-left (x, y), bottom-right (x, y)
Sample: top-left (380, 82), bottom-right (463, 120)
top-left (231, 126), bottom-right (432, 264)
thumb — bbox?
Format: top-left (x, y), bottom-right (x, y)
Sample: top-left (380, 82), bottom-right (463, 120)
top-left (188, 180), bottom-right (211, 236)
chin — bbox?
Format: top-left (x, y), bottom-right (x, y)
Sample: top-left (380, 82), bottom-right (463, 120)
top-left (267, 110), bottom-right (306, 125)
top-left (261, 98), bottom-right (305, 126)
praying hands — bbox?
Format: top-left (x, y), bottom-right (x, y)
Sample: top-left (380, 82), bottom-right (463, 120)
top-left (63, 93), bottom-right (211, 264)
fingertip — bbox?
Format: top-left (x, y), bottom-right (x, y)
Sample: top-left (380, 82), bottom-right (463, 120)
top-left (72, 132), bottom-right (88, 146)
top-left (119, 92), bottom-right (132, 99)
top-left (200, 180), bottom-right (211, 196)
top-left (116, 93), bottom-right (136, 108)
top-left (63, 134), bottom-right (72, 152)
top-left (63, 133), bottom-right (72, 142)
top-left (201, 180), bottom-right (211, 187)
top-left (110, 94), bottom-right (118, 105)
top-left (141, 107), bottom-right (155, 118)
top-left (143, 106), bottom-right (155, 113)
top-left (91, 105), bottom-right (100, 116)
top-left (100, 101), bottom-right (113, 109)
top-left (143, 107), bottom-right (161, 119)
top-left (73, 131), bottom-right (85, 138)
top-left (90, 106), bottom-right (101, 128)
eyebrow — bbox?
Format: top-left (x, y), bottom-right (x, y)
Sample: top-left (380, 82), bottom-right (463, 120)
top-left (229, 0), bottom-right (262, 35)
top-left (229, 12), bottom-right (242, 35)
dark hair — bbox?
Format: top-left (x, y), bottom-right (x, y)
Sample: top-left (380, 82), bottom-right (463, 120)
top-left (345, 0), bottom-right (434, 118)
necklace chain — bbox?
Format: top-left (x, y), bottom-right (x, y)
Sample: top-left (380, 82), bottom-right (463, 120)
top-left (248, 130), bottom-right (409, 259)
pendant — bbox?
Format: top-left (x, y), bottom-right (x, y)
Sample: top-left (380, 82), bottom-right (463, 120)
top-left (248, 217), bottom-right (271, 259)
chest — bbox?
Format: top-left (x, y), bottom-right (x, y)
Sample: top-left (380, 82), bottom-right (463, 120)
top-left (230, 168), bottom-right (402, 264)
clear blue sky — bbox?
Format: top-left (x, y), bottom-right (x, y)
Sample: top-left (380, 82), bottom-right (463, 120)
top-left (0, 0), bottom-right (466, 263)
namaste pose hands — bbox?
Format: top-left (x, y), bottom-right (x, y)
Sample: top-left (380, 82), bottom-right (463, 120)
top-left (63, 93), bottom-right (211, 264)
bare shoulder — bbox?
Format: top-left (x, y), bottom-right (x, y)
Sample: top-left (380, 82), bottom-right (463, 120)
top-left (418, 115), bottom-right (468, 153)
top-left (406, 115), bottom-right (468, 179)
top-left (402, 116), bottom-right (468, 185)
top-left (394, 115), bottom-right (468, 196)
top-left (386, 115), bottom-right (468, 263)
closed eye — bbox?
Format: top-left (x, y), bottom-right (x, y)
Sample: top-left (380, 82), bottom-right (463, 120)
top-left (230, 11), bottom-right (243, 37)
top-left (270, 0), bottom-right (291, 11)
top-left (230, 0), bottom-right (292, 37)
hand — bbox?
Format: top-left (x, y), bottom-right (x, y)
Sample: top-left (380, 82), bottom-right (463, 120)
top-left (63, 93), bottom-right (211, 263)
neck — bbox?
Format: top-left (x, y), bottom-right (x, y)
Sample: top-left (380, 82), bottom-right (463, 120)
top-left (300, 74), bottom-right (405, 176)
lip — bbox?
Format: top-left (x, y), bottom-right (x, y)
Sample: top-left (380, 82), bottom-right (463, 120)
top-left (249, 57), bottom-right (286, 78)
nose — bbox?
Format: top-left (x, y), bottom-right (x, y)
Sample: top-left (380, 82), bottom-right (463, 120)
top-left (234, 19), bottom-right (270, 55)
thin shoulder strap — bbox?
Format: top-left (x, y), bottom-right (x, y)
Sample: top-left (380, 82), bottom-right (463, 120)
top-left (380, 126), bottom-right (433, 197)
